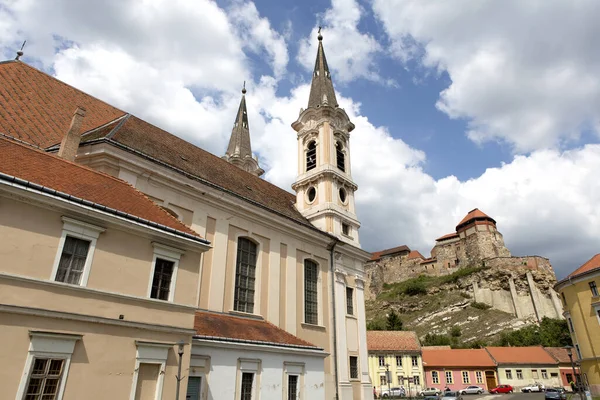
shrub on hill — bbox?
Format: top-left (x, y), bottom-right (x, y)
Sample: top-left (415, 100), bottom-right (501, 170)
top-left (471, 301), bottom-right (492, 310)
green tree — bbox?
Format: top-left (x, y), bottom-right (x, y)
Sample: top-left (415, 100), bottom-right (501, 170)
top-left (496, 318), bottom-right (571, 347)
top-left (367, 320), bottom-right (385, 331)
top-left (422, 333), bottom-right (452, 346)
top-left (450, 325), bottom-right (462, 338)
top-left (386, 310), bottom-right (403, 330)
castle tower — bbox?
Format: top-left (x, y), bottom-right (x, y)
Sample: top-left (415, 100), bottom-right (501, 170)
top-left (291, 31), bottom-right (360, 246)
top-left (222, 85), bottom-right (265, 177)
top-left (456, 208), bottom-right (511, 264)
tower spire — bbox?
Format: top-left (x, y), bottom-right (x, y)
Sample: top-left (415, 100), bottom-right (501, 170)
top-left (222, 84), bottom-right (264, 177)
top-left (307, 29), bottom-right (338, 109)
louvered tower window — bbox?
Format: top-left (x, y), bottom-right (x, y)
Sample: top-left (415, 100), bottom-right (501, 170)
top-left (306, 141), bottom-right (317, 171)
top-left (336, 141), bottom-right (345, 172)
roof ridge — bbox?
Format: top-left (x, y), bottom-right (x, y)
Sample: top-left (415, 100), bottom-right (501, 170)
top-left (0, 136), bottom-right (196, 236)
top-left (5, 61), bottom-right (127, 116)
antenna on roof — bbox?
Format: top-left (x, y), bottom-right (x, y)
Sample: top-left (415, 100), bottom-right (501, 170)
top-left (15, 41), bottom-right (26, 61)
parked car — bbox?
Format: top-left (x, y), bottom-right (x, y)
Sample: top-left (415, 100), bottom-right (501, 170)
top-left (490, 385), bottom-right (514, 394)
top-left (420, 388), bottom-right (443, 396)
top-left (381, 387), bottom-right (406, 398)
top-left (424, 396), bottom-right (441, 400)
top-left (521, 383), bottom-right (545, 393)
top-left (442, 391), bottom-right (463, 400)
top-left (545, 388), bottom-right (566, 400)
top-left (460, 386), bottom-right (485, 395)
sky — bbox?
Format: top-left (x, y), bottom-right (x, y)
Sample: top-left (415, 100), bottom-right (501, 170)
top-left (1, 0), bottom-right (600, 279)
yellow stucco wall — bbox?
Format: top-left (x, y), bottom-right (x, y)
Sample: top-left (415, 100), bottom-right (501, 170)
top-left (558, 272), bottom-right (600, 395)
top-left (368, 352), bottom-right (424, 394)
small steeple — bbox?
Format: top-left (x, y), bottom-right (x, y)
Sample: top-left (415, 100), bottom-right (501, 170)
top-left (307, 28), bottom-right (338, 109)
top-left (223, 83), bottom-right (264, 177)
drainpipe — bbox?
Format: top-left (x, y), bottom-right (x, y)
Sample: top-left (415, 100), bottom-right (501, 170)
top-left (329, 238), bottom-right (341, 400)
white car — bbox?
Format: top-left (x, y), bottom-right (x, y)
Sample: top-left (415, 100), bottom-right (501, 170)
top-left (460, 386), bottom-right (485, 395)
top-left (381, 387), bottom-right (406, 398)
top-left (521, 384), bottom-right (545, 393)
top-left (420, 388), bottom-right (443, 396)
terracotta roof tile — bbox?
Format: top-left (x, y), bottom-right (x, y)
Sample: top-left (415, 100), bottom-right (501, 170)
top-left (566, 254), bottom-right (600, 279)
top-left (435, 232), bottom-right (459, 242)
top-left (456, 208), bottom-right (496, 230)
top-left (367, 331), bottom-right (421, 352)
top-left (0, 61), bottom-right (125, 148)
top-left (0, 136), bottom-right (203, 240)
top-left (370, 245), bottom-right (411, 261)
top-left (543, 347), bottom-right (572, 364)
top-left (194, 311), bottom-right (319, 349)
top-left (422, 348), bottom-right (496, 368)
top-left (0, 61), bottom-right (322, 233)
top-left (485, 346), bottom-right (557, 365)
top-left (407, 250), bottom-right (425, 260)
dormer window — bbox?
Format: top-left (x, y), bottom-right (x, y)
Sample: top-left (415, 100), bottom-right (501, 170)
top-left (336, 141), bottom-right (345, 172)
top-left (306, 141), bottom-right (317, 171)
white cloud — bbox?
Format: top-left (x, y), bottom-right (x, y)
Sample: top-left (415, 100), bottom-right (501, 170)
top-left (2, 0), bottom-right (600, 278)
top-left (297, 0), bottom-right (387, 84)
top-left (373, 0), bottom-right (600, 152)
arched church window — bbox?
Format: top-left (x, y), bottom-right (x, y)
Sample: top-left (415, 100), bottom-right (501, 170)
top-left (336, 141), bottom-right (345, 172)
top-left (306, 141), bottom-right (317, 171)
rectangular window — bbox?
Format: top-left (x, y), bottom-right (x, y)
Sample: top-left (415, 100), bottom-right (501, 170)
top-left (234, 238), bottom-right (258, 313)
top-left (516, 370), bottom-right (523, 380)
top-left (306, 141), bottom-right (317, 171)
top-left (541, 370), bottom-right (548, 379)
top-left (476, 371), bottom-right (483, 384)
top-left (349, 356), bottom-right (359, 379)
top-left (568, 317), bottom-right (575, 333)
top-left (342, 223), bottom-right (350, 236)
top-left (396, 356), bottom-right (402, 367)
top-left (532, 370), bottom-right (539, 379)
top-left (241, 372), bottom-right (254, 400)
top-left (561, 292), bottom-right (567, 306)
top-left (346, 287), bottom-right (354, 315)
top-left (414, 375), bottom-right (420, 386)
top-left (380, 375), bottom-right (388, 386)
top-left (432, 371), bottom-right (439, 384)
top-left (398, 375), bottom-right (404, 384)
top-left (412, 356), bottom-right (418, 367)
top-left (446, 371), bottom-right (453, 384)
top-left (304, 259), bottom-right (319, 324)
top-left (506, 370), bottom-right (513, 379)
top-left (288, 375), bottom-right (298, 400)
top-left (150, 258), bottom-right (175, 300)
top-left (24, 358), bottom-right (65, 400)
top-left (590, 281), bottom-right (599, 297)
top-left (55, 236), bottom-right (90, 285)
top-left (379, 356), bottom-right (385, 367)
top-left (462, 371), bottom-right (470, 384)
top-left (575, 344), bottom-right (582, 359)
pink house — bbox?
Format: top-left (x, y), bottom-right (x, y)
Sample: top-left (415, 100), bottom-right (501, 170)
top-left (422, 348), bottom-right (498, 392)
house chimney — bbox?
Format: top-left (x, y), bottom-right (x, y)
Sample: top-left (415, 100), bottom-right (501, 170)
top-left (57, 107), bottom-right (86, 161)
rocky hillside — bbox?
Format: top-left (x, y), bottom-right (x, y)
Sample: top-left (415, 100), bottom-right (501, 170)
top-left (365, 266), bottom-right (560, 344)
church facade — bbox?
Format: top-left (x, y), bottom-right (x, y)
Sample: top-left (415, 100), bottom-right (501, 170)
top-left (0, 32), bottom-right (372, 400)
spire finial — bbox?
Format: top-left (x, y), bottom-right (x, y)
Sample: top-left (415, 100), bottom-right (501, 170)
top-left (318, 26), bottom-right (323, 41)
top-left (242, 81), bottom-right (246, 95)
top-left (15, 40), bottom-right (26, 61)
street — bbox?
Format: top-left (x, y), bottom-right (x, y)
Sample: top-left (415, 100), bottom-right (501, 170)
top-left (469, 393), bottom-right (545, 400)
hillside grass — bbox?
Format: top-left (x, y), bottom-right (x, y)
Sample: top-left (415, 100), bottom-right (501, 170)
top-left (378, 265), bottom-right (485, 301)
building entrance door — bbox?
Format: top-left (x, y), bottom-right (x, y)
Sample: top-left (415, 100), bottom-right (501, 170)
top-left (485, 371), bottom-right (497, 390)
top-left (186, 376), bottom-right (202, 400)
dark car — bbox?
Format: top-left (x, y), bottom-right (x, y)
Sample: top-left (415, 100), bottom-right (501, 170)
top-left (490, 385), bottom-right (514, 394)
top-left (545, 388), bottom-right (566, 400)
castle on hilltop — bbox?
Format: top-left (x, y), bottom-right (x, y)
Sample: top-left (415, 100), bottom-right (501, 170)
top-left (366, 209), bottom-right (563, 322)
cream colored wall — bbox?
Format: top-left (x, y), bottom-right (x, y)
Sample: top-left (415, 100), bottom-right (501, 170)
top-left (1, 313), bottom-right (192, 400)
top-left (0, 196), bottom-right (202, 306)
top-left (497, 365), bottom-right (561, 389)
top-left (367, 353), bottom-right (424, 390)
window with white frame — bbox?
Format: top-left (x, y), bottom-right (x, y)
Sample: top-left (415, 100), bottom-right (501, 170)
top-left (284, 362), bottom-right (304, 400)
top-left (380, 375), bottom-right (388, 386)
top-left (396, 355), bottom-right (402, 367)
top-left (445, 371), bottom-right (453, 384)
top-left (234, 238), bottom-right (258, 313)
top-left (414, 375), bottom-right (420, 386)
top-left (16, 331), bottom-right (81, 400)
top-left (532, 370), bottom-right (539, 379)
top-left (51, 217), bottom-right (105, 286)
top-left (476, 371), bottom-right (483, 384)
top-left (149, 243), bottom-right (183, 302)
top-left (379, 356), bottom-right (385, 367)
top-left (238, 359), bottom-right (260, 400)
top-left (432, 371), bottom-right (439, 384)
top-left (130, 341), bottom-right (171, 400)
top-left (516, 370), bottom-right (523, 380)
top-left (304, 259), bottom-right (319, 324)
top-left (590, 281), bottom-right (599, 297)
top-left (541, 370), bottom-right (548, 379)
top-left (462, 371), bottom-right (470, 384)
top-left (505, 370), bottom-right (512, 379)
top-left (412, 356), bottom-right (418, 367)
top-left (288, 375), bottom-right (298, 400)
top-left (346, 287), bottom-right (354, 315)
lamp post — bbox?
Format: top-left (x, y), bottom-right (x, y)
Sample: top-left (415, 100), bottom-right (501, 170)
top-left (564, 346), bottom-right (585, 400)
top-left (175, 340), bottom-right (186, 400)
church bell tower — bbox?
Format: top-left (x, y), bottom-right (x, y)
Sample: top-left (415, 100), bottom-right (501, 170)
top-left (291, 31), bottom-right (361, 246)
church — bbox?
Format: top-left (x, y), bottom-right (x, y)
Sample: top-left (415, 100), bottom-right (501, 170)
top-left (0, 32), bottom-right (372, 400)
